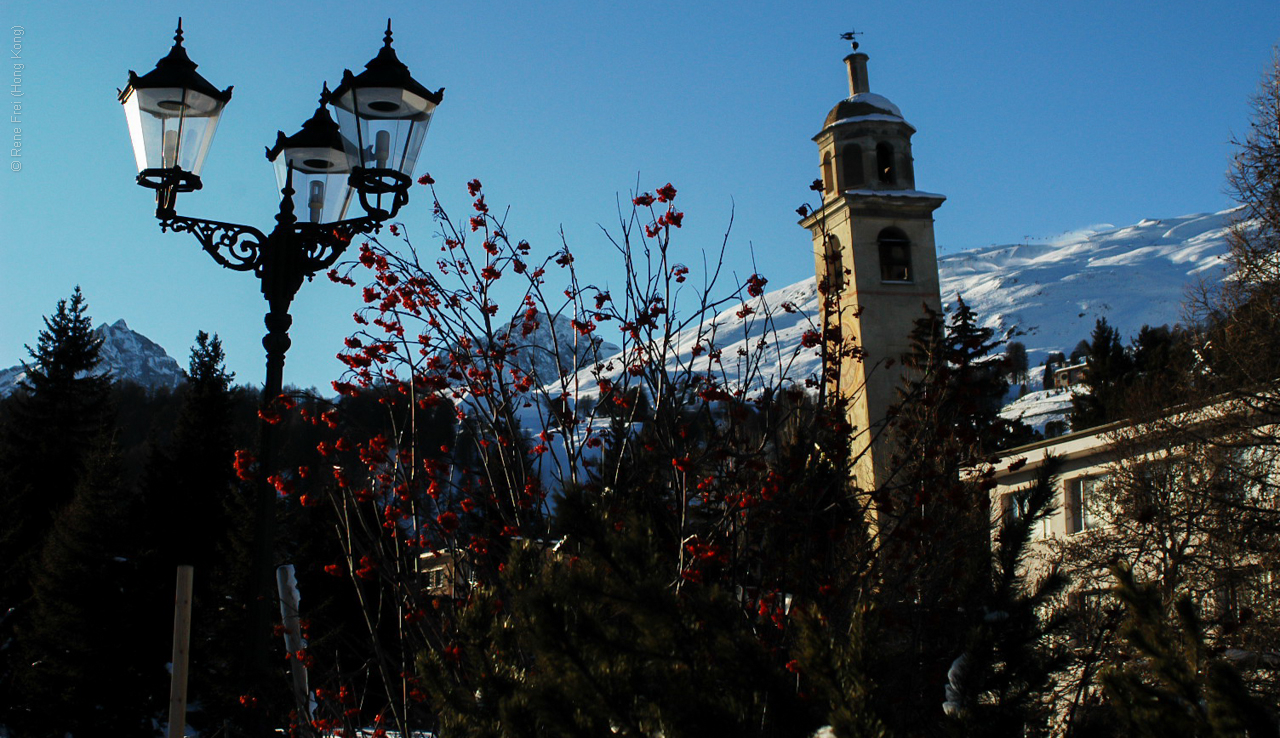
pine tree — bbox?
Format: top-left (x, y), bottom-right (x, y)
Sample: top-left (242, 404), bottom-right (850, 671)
top-left (11, 436), bottom-right (162, 736)
top-left (0, 287), bottom-right (110, 594)
top-left (1102, 565), bottom-right (1278, 738)
top-left (1070, 318), bottom-right (1132, 430)
top-left (139, 332), bottom-right (257, 734)
top-left (0, 288), bottom-right (112, 704)
top-left (942, 464), bottom-right (1068, 737)
top-left (1005, 341), bottom-right (1029, 386)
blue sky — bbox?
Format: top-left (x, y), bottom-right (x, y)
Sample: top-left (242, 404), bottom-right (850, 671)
top-left (2, 0), bottom-right (1276, 391)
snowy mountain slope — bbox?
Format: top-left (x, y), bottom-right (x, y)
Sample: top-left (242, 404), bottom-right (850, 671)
top-left (569, 208), bottom-right (1236, 401)
top-left (0, 319), bottom-right (184, 397)
top-left (501, 312), bottom-right (621, 382)
top-left (538, 207), bottom-right (1237, 447)
top-left (548, 277), bottom-right (828, 405)
top-left (939, 208), bottom-right (1236, 366)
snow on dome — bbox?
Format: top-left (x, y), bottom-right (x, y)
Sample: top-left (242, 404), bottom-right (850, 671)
top-left (823, 92), bottom-right (906, 129)
top-left (848, 92), bottom-right (901, 117)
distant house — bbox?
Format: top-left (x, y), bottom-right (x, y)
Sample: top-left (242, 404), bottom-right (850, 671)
top-left (1052, 362), bottom-right (1088, 390)
top-left (418, 550), bottom-right (472, 599)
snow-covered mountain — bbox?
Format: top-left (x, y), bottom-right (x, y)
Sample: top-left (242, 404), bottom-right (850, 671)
top-left (939, 209), bottom-right (1235, 366)
top-left (639, 208), bottom-right (1232, 388)
top-left (0, 319), bottom-right (184, 397)
top-left (558, 207), bottom-right (1237, 432)
top-left (502, 312), bottom-right (621, 382)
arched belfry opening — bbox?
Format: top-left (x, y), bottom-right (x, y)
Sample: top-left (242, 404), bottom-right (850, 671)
top-left (823, 235), bottom-right (844, 293)
top-left (877, 228), bottom-right (912, 282)
top-left (842, 144), bottom-right (864, 189)
top-left (876, 142), bottom-right (896, 185)
top-left (799, 35), bottom-right (946, 491)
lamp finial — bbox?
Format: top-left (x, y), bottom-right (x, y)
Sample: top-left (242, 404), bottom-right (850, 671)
top-left (174, 18), bottom-right (185, 47)
top-left (383, 19), bottom-right (393, 48)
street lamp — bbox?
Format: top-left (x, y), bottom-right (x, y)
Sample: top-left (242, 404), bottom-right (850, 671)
top-left (119, 17), bottom-right (442, 716)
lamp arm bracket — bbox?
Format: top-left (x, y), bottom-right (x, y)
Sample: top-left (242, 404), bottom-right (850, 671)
top-left (159, 213), bottom-right (269, 273)
top-left (295, 217), bottom-right (381, 274)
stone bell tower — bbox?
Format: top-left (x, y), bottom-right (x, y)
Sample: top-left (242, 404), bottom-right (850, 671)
top-left (799, 41), bottom-right (945, 491)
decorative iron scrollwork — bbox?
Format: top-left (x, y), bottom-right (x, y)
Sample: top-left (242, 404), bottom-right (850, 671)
top-left (160, 214), bottom-right (269, 273)
top-left (294, 217), bottom-right (379, 275)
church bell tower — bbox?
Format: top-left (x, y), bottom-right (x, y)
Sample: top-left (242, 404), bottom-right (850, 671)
top-left (799, 39), bottom-right (945, 490)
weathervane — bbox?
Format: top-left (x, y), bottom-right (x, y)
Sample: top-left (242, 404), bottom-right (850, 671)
top-left (840, 29), bottom-right (862, 51)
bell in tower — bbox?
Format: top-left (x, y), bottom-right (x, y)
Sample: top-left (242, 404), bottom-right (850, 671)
top-left (800, 35), bottom-right (946, 492)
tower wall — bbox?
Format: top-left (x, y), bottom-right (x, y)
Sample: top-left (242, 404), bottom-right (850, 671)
top-left (802, 51), bottom-right (945, 492)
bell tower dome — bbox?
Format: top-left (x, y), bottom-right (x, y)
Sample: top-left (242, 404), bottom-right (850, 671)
top-left (800, 38), bottom-right (945, 491)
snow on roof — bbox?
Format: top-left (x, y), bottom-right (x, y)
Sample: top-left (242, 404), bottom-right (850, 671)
top-left (826, 114), bottom-right (916, 133)
top-left (844, 188), bottom-right (946, 200)
top-left (848, 92), bottom-right (902, 117)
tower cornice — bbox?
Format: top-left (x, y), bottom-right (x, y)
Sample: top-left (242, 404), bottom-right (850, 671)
top-left (799, 189), bottom-right (946, 228)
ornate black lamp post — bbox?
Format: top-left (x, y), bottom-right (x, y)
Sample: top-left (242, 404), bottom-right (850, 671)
top-left (119, 18), bottom-right (442, 709)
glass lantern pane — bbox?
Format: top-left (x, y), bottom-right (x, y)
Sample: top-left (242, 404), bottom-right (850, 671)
top-left (331, 87), bottom-right (435, 177)
top-left (273, 157), bottom-right (355, 225)
top-left (120, 86), bottom-right (225, 175)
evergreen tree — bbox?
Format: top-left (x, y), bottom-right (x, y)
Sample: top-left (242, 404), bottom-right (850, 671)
top-left (0, 288), bottom-right (111, 706)
top-left (1070, 340), bottom-right (1092, 364)
top-left (1102, 565), bottom-right (1278, 738)
top-left (1042, 352), bottom-right (1066, 393)
top-left (895, 297), bottom-right (1036, 462)
top-left (1070, 318), bottom-right (1132, 430)
top-left (0, 287), bottom-right (110, 596)
top-left (139, 332), bottom-right (259, 734)
top-left (1005, 341), bottom-right (1029, 385)
top-left (942, 464), bottom-right (1068, 738)
top-left (11, 436), bottom-right (161, 736)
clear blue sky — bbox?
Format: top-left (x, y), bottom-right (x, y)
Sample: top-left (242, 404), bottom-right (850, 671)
top-left (2, 0), bottom-right (1276, 391)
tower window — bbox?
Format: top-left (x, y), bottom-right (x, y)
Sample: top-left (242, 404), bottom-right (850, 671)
top-left (822, 153), bottom-right (834, 195)
top-left (841, 144), bottom-right (864, 189)
top-left (878, 228), bottom-right (912, 282)
top-left (876, 142), bottom-right (896, 184)
top-left (824, 235), bottom-right (844, 293)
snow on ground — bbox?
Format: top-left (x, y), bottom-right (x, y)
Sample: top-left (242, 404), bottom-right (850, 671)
top-left (999, 388), bottom-right (1075, 435)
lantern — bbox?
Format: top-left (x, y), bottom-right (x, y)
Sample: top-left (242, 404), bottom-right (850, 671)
top-left (266, 91), bottom-right (356, 225)
top-left (119, 20), bottom-right (232, 193)
top-left (327, 21), bottom-right (442, 199)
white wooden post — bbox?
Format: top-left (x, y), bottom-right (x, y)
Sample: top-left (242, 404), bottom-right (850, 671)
top-left (168, 565), bottom-right (194, 738)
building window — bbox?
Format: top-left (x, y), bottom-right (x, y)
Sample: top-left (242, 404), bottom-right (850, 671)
top-left (878, 228), bottom-right (912, 282)
top-left (841, 144), bottom-right (864, 189)
top-left (1069, 475), bottom-right (1108, 533)
top-left (876, 142), bottom-right (896, 184)
top-left (824, 235), bottom-right (844, 293)
top-left (1002, 490), bottom-right (1052, 539)
top-left (822, 153), bottom-right (834, 195)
